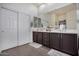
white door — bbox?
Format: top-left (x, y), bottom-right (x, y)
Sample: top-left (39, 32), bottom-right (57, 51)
top-left (18, 13), bottom-right (30, 45)
top-left (0, 8), bottom-right (17, 51)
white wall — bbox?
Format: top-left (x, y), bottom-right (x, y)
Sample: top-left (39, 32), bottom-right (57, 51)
top-left (0, 3), bottom-right (38, 52)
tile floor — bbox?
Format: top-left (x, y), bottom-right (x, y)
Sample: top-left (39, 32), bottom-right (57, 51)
top-left (0, 42), bottom-right (70, 56)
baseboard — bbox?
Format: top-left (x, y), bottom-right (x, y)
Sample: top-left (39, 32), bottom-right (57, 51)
top-left (1, 42), bottom-right (30, 53)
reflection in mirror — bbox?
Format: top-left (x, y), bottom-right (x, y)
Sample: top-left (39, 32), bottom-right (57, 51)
top-left (33, 17), bottom-right (43, 28)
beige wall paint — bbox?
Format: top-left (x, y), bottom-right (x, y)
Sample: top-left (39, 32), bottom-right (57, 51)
top-left (48, 13), bottom-right (57, 28)
top-left (57, 10), bottom-right (76, 29)
top-left (66, 10), bottom-right (76, 29)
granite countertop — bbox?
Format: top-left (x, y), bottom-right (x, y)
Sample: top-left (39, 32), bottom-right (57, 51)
top-left (32, 28), bottom-right (78, 34)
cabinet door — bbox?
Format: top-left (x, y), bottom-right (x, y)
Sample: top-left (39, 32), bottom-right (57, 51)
top-left (33, 32), bottom-right (38, 43)
top-left (37, 32), bottom-right (42, 44)
top-left (78, 38), bottom-right (79, 49)
top-left (62, 33), bottom-right (78, 55)
top-left (50, 33), bottom-right (60, 50)
top-left (42, 32), bottom-right (49, 47)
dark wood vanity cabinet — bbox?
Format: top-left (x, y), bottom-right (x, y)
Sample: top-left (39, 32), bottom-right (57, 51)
top-left (42, 32), bottom-right (50, 47)
top-left (33, 32), bottom-right (78, 56)
top-left (50, 33), bottom-right (78, 56)
top-left (37, 32), bottom-right (43, 44)
top-left (61, 33), bottom-right (78, 55)
top-left (50, 33), bottom-right (61, 50)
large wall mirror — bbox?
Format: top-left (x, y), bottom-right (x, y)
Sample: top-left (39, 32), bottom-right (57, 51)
top-left (32, 17), bottom-right (43, 28)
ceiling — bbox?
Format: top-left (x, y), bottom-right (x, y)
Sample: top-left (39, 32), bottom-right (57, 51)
top-left (32, 3), bottom-right (46, 7)
top-left (33, 3), bottom-right (44, 7)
